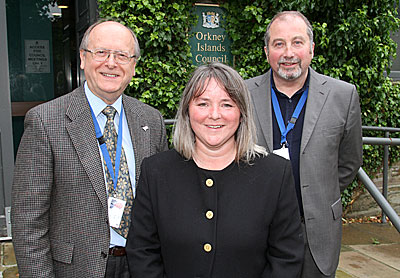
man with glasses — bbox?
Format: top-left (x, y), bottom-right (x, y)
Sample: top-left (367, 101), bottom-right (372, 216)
top-left (11, 19), bottom-right (168, 278)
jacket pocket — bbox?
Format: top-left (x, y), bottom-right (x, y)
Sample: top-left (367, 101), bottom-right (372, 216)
top-left (331, 198), bottom-right (342, 220)
top-left (50, 239), bottom-right (74, 264)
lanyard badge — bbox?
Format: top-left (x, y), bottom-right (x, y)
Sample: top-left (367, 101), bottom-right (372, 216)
top-left (271, 86), bottom-right (308, 160)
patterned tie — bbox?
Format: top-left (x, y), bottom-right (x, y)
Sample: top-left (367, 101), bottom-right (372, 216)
top-left (102, 106), bottom-right (134, 238)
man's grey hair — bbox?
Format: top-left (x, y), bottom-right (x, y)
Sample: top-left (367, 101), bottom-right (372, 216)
top-left (264, 11), bottom-right (313, 53)
top-left (79, 19), bottom-right (140, 60)
top-left (173, 62), bottom-right (267, 164)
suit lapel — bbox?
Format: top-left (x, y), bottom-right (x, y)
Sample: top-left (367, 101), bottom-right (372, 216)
top-left (122, 95), bottom-right (150, 184)
top-left (65, 87), bottom-right (108, 210)
top-left (300, 68), bottom-right (330, 153)
top-left (251, 72), bottom-right (273, 152)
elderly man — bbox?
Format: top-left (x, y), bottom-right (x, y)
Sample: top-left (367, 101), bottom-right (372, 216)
top-left (11, 20), bottom-right (168, 277)
top-left (245, 11), bottom-right (362, 278)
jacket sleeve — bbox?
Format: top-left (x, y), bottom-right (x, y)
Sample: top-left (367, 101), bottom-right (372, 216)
top-left (11, 109), bottom-right (55, 278)
top-left (338, 86), bottom-right (363, 192)
top-left (262, 160), bottom-right (304, 278)
top-left (126, 159), bottom-right (167, 278)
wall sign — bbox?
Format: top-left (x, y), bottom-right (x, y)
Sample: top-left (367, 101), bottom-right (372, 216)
top-left (25, 40), bottom-right (50, 73)
top-left (189, 3), bottom-right (233, 66)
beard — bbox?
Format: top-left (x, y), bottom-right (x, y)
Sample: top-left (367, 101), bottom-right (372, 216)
top-left (276, 58), bottom-right (302, 80)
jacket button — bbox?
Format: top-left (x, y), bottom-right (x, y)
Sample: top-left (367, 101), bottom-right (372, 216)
top-left (101, 251), bottom-right (107, 258)
top-left (203, 243), bottom-right (212, 252)
top-left (205, 210), bottom-right (214, 219)
top-left (205, 179), bottom-right (213, 187)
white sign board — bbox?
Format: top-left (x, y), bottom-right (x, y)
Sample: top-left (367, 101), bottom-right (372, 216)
top-left (25, 40), bottom-right (50, 73)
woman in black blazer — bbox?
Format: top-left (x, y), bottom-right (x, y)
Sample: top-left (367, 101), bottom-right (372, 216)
top-left (127, 62), bottom-right (304, 277)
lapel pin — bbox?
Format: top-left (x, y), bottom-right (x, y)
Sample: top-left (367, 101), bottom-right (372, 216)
top-left (142, 126), bottom-right (149, 131)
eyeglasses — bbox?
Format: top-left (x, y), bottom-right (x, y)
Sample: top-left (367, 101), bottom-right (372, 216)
top-left (83, 48), bottom-right (136, 64)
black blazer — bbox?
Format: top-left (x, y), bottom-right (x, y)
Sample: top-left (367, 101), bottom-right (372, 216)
top-left (127, 149), bottom-right (303, 278)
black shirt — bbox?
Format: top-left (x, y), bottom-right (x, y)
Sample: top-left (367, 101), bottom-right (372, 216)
top-left (271, 72), bottom-right (310, 216)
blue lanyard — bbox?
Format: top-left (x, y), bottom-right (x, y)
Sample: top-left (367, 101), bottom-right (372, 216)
top-left (271, 86), bottom-right (308, 146)
top-left (89, 103), bottom-right (124, 191)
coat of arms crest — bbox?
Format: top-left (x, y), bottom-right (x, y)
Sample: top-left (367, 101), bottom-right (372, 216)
top-left (202, 11), bottom-right (220, 29)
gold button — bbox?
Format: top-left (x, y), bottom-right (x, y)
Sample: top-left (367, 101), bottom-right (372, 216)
top-left (205, 210), bottom-right (214, 219)
top-left (203, 243), bottom-right (212, 252)
top-left (205, 179), bottom-right (213, 187)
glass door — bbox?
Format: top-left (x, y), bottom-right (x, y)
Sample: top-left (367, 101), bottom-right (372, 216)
top-left (6, 0), bottom-right (78, 154)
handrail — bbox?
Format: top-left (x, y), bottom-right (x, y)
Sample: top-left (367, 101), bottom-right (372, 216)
top-left (357, 168), bottom-right (400, 232)
top-left (362, 126), bottom-right (399, 228)
top-left (362, 125), bottom-right (400, 132)
top-left (362, 137), bottom-right (400, 145)
top-left (164, 119), bottom-right (175, 125)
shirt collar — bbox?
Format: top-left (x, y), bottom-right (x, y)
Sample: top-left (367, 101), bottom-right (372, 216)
top-left (84, 82), bottom-right (122, 117)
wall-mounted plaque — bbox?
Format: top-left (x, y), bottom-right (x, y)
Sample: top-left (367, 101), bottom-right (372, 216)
top-left (189, 3), bottom-right (233, 66)
top-left (25, 40), bottom-right (50, 73)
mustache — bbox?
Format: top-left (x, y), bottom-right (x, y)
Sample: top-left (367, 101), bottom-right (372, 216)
top-left (278, 58), bottom-right (301, 64)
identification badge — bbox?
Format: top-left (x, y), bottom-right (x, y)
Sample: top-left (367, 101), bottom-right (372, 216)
top-left (273, 146), bottom-right (290, 160)
top-left (107, 197), bottom-right (126, 228)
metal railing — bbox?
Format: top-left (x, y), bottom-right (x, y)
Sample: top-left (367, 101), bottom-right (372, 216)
top-left (164, 119), bottom-right (176, 126)
top-left (361, 126), bottom-right (400, 232)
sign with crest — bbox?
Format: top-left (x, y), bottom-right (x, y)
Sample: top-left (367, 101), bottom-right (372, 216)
top-left (189, 3), bottom-right (233, 66)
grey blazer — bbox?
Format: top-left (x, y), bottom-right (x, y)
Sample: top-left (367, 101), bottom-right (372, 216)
top-left (11, 86), bottom-right (168, 278)
top-left (245, 68), bottom-right (362, 276)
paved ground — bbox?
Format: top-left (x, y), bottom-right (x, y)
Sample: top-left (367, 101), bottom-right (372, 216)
top-left (336, 223), bottom-right (400, 278)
